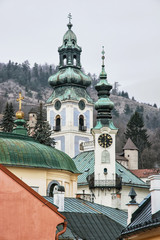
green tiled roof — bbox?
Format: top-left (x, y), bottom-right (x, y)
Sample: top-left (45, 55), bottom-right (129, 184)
top-left (62, 212), bottom-right (124, 240)
top-left (0, 132), bottom-right (79, 173)
top-left (44, 197), bottom-right (127, 227)
top-left (73, 150), bottom-right (149, 187)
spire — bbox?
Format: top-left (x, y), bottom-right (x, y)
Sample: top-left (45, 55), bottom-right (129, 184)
top-left (94, 47), bottom-right (117, 130)
top-left (48, 15), bottom-right (92, 92)
top-left (67, 13), bottom-right (73, 30)
top-left (100, 46), bottom-right (107, 78)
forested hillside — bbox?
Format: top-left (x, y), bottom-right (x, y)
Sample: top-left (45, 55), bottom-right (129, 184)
top-left (0, 60), bottom-right (160, 169)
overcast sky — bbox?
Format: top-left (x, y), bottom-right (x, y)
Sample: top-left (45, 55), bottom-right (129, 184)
top-left (0, 0), bottom-right (160, 106)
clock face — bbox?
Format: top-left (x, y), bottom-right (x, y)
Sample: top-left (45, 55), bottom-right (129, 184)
top-left (55, 100), bottom-right (61, 110)
top-left (98, 134), bottom-right (113, 148)
top-left (78, 100), bottom-right (85, 110)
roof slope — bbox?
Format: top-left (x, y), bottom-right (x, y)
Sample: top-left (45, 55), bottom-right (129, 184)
top-left (120, 194), bottom-right (160, 238)
top-left (131, 169), bottom-right (160, 178)
top-left (123, 138), bottom-right (138, 150)
top-left (0, 164), bottom-right (65, 219)
top-left (44, 197), bottom-right (127, 227)
top-left (0, 132), bottom-right (79, 173)
top-left (63, 212), bottom-right (124, 240)
top-left (73, 150), bottom-right (148, 188)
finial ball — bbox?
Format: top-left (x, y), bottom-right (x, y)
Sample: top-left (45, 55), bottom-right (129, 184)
top-left (16, 110), bottom-right (24, 119)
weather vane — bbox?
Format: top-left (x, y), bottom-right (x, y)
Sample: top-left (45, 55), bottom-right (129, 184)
top-left (16, 92), bottom-right (24, 111)
top-left (68, 13), bottom-right (72, 23)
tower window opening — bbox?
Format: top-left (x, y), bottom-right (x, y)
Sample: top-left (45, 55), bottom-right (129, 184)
top-left (63, 55), bottom-right (67, 66)
top-left (72, 40), bottom-right (75, 45)
top-left (79, 115), bottom-right (86, 131)
top-left (73, 55), bottom-right (77, 66)
top-left (53, 115), bottom-right (61, 131)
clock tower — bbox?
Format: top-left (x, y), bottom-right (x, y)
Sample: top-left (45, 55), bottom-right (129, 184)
top-left (92, 47), bottom-right (118, 195)
top-left (46, 15), bottom-right (94, 158)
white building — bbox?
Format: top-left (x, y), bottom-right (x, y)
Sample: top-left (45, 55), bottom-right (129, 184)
top-left (46, 18), bottom-right (149, 210)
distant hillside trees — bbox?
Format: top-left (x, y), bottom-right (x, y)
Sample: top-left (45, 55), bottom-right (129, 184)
top-left (124, 104), bottom-right (132, 115)
top-left (125, 111), bottom-right (151, 168)
top-left (0, 61), bottom-right (56, 90)
top-left (118, 91), bottom-right (129, 99)
top-left (1, 102), bottom-right (15, 132)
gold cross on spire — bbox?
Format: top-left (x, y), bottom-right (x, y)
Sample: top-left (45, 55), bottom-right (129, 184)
top-left (16, 92), bottom-right (24, 111)
top-left (68, 13), bottom-right (72, 23)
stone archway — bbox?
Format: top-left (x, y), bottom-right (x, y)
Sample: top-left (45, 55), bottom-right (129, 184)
top-left (47, 180), bottom-right (60, 197)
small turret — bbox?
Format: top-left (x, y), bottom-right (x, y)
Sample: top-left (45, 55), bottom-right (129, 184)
top-left (127, 187), bottom-right (139, 224)
top-left (123, 138), bottom-right (138, 170)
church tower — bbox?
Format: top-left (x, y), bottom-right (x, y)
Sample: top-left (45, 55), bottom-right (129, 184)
top-left (46, 15), bottom-right (94, 158)
top-left (92, 47), bottom-right (118, 203)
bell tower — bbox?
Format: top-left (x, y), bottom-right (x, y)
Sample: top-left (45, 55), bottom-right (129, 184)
top-left (92, 47), bottom-right (118, 199)
top-left (46, 15), bottom-right (94, 158)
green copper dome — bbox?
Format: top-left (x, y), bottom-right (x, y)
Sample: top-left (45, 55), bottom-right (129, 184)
top-left (60, 22), bottom-right (81, 51)
top-left (94, 47), bottom-right (117, 130)
top-left (48, 67), bottom-right (91, 88)
top-left (47, 16), bottom-right (91, 101)
top-left (0, 132), bottom-right (80, 173)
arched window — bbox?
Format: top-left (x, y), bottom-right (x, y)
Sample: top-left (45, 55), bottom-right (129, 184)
top-left (101, 150), bottom-right (110, 163)
top-left (63, 55), bottom-right (67, 65)
top-left (47, 180), bottom-right (60, 197)
top-left (56, 115), bottom-right (61, 131)
top-left (79, 115), bottom-right (84, 131)
top-left (73, 55), bottom-right (77, 66)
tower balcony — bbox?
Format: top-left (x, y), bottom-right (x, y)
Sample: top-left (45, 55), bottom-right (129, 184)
top-left (94, 180), bottom-right (116, 188)
top-left (79, 126), bottom-right (87, 131)
top-left (87, 174), bottom-right (122, 190)
top-left (53, 126), bottom-right (61, 132)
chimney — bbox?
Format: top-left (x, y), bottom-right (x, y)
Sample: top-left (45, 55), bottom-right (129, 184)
top-left (126, 187), bottom-right (139, 225)
top-left (53, 185), bottom-right (65, 212)
top-left (148, 175), bottom-right (160, 215)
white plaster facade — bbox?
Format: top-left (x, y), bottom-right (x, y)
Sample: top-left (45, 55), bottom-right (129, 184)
top-left (7, 166), bottom-right (78, 198)
top-left (92, 127), bottom-right (118, 184)
top-left (124, 149), bottom-right (138, 170)
top-left (47, 99), bottom-right (94, 158)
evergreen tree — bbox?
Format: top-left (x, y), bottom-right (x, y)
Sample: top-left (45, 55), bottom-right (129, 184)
top-left (124, 104), bottom-right (132, 115)
top-left (1, 102), bottom-right (15, 132)
top-left (33, 103), bottom-right (55, 147)
top-left (125, 111), bottom-right (151, 168)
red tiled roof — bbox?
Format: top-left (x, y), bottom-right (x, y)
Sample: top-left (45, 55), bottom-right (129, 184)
top-left (0, 164), bottom-right (65, 220)
top-left (131, 169), bottom-right (160, 178)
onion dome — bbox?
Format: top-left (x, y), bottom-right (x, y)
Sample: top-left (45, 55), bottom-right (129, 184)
top-left (94, 47), bottom-right (117, 130)
top-left (48, 14), bottom-right (91, 92)
top-left (48, 67), bottom-right (91, 88)
top-left (0, 132), bottom-right (80, 174)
